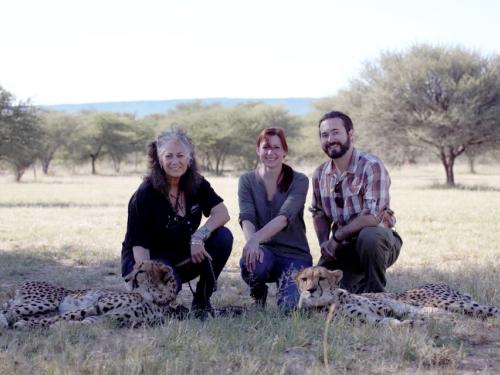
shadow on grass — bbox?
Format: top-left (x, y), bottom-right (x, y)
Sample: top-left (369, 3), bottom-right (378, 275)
top-left (2, 249), bottom-right (498, 308)
top-left (0, 249), bottom-right (122, 291)
top-left (387, 263), bottom-right (500, 304)
top-left (5, 180), bottom-right (91, 185)
top-left (0, 202), bottom-right (125, 208)
top-left (427, 183), bottom-right (500, 192)
top-left (4, 172), bottom-right (143, 182)
top-left (0, 249), bottom-right (60, 276)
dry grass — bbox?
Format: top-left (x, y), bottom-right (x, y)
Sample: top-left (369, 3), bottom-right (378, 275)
top-left (0, 163), bottom-right (499, 374)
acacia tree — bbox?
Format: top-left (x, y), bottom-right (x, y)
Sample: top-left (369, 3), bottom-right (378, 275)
top-left (310, 85), bottom-right (420, 165)
top-left (38, 111), bottom-right (80, 174)
top-left (0, 86), bottom-right (42, 181)
top-left (159, 102), bottom-right (224, 173)
top-left (106, 117), bottom-right (154, 172)
top-left (354, 45), bottom-right (500, 186)
top-left (230, 103), bottom-right (302, 170)
top-left (68, 112), bottom-right (143, 174)
top-left (160, 101), bottom-right (301, 174)
top-left (68, 112), bottom-right (105, 174)
top-left (160, 102), bottom-right (243, 175)
top-left (187, 105), bottom-right (235, 175)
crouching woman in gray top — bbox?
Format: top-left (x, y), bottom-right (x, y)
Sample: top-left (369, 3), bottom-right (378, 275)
top-left (239, 127), bottom-right (312, 312)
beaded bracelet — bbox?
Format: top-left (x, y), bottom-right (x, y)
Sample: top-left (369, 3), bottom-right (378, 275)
top-left (193, 226), bottom-right (211, 241)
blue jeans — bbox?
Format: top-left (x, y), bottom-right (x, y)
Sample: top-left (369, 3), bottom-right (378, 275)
top-left (240, 247), bottom-right (312, 311)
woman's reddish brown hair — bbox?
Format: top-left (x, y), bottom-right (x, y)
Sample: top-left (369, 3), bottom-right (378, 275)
top-left (255, 127), bottom-right (293, 192)
top-left (256, 127), bottom-right (288, 153)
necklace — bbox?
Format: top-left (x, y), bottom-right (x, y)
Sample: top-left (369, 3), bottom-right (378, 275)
top-left (169, 191), bottom-right (185, 216)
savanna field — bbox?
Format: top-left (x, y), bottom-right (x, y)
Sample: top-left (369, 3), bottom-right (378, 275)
top-left (0, 163), bottom-right (499, 375)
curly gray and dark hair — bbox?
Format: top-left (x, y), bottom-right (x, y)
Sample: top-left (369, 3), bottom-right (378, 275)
top-left (145, 128), bottom-right (202, 197)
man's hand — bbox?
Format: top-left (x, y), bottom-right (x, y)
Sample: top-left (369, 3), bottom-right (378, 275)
top-left (320, 239), bottom-right (338, 260)
top-left (243, 239), bottom-right (264, 272)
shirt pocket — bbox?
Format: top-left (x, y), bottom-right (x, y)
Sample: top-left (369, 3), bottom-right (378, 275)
top-left (347, 177), bottom-right (363, 195)
top-left (341, 181), bottom-right (363, 209)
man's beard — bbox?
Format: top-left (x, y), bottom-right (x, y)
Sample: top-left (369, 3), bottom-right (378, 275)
top-left (323, 137), bottom-right (351, 159)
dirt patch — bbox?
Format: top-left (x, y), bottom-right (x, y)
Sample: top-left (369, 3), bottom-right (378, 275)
top-left (280, 345), bottom-right (317, 375)
top-left (456, 334), bottom-right (500, 374)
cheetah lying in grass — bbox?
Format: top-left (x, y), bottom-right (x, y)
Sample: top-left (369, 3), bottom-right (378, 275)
top-left (295, 266), bottom-right (500, 326)
top-left (0, 260), bottom-right (188, 329)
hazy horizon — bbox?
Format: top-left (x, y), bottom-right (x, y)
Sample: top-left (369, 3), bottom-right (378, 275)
top-left (2, 0), bottom-right (499, 105)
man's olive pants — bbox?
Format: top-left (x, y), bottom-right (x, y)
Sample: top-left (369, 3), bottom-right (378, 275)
top-left (318, 227), bottom-right (402, 293)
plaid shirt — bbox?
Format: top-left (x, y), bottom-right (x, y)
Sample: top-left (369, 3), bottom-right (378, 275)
top-left (310, 148), bottom-right (396, 229)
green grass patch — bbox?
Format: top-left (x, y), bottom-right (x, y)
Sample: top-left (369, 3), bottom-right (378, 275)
top-left (0, 165), bottom-right (499, 374)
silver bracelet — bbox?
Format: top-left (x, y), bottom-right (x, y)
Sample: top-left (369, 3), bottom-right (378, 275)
top-left (190, 239), bottom-right (204, 246)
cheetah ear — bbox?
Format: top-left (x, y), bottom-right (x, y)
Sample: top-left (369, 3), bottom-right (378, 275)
top-left (123, 269), bottom-right (134, 283)
top-left (125, 261), bottom-right (144, 281)
top-left (161, 265), bottom-right (174, 281)
top-left (151, 262), bottom-right (173, 282)
top-left (137, 260), bottom-right (153, 272)
top-left (132, 261), bottom-right (143, 271)
top-left (327, 269), bottom-right (343, 285)
top-left (154, 262), bottom-right (170, 272)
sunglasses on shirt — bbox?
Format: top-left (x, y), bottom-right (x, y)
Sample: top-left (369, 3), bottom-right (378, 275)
top-left (334, 182), bottom-right (344, 208)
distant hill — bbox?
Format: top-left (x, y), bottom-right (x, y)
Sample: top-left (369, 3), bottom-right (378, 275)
top-left (42, 98), bottom-right (317, 117)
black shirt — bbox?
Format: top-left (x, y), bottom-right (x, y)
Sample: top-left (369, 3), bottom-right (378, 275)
top-left (121, 178), bottom-right (223, 275)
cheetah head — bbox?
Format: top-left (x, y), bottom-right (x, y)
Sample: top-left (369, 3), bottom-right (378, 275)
top-left (124, 260), bottom-right (178, 305)
top-left (294, 266), bottom-right (343, 308)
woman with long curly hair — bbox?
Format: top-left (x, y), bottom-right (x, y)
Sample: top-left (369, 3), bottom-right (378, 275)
top-left (121, 128), bottom-right (233, 318)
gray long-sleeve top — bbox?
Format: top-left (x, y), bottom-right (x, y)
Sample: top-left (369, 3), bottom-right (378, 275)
top-left (238, 169), bottom-right (311, 261)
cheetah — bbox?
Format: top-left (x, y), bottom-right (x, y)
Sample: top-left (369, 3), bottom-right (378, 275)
top-left (0, 260), bottom-right (187, 329)
top-left (295, 266), bottom-right (500, 326)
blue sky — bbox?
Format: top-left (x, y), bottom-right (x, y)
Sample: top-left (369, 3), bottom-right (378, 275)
top-left (1, 0), bottom-right (499, 104)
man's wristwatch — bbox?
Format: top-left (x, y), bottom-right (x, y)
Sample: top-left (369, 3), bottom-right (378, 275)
top-left (332, 232), bottom-right (342, 244)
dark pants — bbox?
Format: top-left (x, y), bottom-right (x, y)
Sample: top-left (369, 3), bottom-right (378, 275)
top-left (318, 227), bottom-right (402, 293)
top-left (240, 247), bottom-right (312, 311)
top-left (123, 227), bottom-right (233, 302)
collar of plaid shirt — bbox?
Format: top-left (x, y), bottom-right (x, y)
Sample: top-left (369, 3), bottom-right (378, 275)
top-left (324, 148), bottom-right (359, 179)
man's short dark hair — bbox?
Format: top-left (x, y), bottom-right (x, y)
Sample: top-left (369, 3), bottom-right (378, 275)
top-left (318, 111), bottom-right (353, 133)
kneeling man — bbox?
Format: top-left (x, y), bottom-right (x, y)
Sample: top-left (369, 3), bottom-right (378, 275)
top-left (310, 111), bottom-right (402, 293)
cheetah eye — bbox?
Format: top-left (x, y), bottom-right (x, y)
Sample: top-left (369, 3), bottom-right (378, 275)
top-left (318, 276), bottom-right (326, 281)
top-left (300, 277), bottom-right (308, 282)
